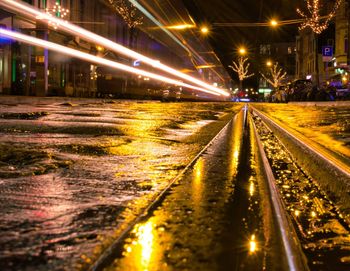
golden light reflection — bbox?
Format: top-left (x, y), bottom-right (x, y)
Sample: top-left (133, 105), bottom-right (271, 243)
top-left (249, 181), bottom-right (255, 196)
top-left (229, 111), bottom-right (244, 179)
top-left (249, 234), bottom-right (257, 253)
top-left (139, 222), bottom-right (153, 266)
top-left (295, 210), bottom-right (300, 217)
top-left (123, 220), bottom-right (155, 270)
top-left (192, 157), bottom-right (204, 204)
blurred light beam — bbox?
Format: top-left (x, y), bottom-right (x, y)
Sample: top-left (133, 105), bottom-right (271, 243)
top-left (0, 28), bottom-right (221, 96)
top-left (0, 0), bottom-right (229, 96)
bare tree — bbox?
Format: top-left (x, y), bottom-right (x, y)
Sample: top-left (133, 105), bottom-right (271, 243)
top-left (229, 57), bottom-right (254, 90)
top-left (297, 0), bottom-right (342, 34)
top-left (260, 63), bottom-right (287, 89)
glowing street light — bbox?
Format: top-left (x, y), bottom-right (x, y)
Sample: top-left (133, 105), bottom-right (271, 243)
top-left (266, 60), bottom-right (272, 67)
top-left (238, 47), bottom-right (246, 55)
top-left (200, 26), bottom-right (209, 34)
top-left (270, 19), bottom-right (278, 27)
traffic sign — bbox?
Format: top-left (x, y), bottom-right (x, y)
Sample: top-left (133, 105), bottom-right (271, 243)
top-left (322, 46), bottom-right (333, 62)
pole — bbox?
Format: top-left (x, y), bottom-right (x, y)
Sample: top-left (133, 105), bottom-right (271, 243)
top-left (315, 33), bottom-right (320, 87)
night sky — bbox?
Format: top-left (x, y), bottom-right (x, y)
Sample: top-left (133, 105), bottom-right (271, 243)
top-left (182, 0), bottom-right (305, 86)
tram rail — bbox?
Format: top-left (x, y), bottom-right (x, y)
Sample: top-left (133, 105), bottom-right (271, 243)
top-left (87, 105), bottom-right (349, 271)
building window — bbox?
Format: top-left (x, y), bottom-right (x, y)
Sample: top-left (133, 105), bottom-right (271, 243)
top-left (288, 47), bottom-right (292, 54)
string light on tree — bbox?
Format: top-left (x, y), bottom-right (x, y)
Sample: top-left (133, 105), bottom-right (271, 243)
top-left (229, 57), bottom-right (254, 91)
top-left (260, 62), bottom-right (287, 89)
top-left (108, 0), bottom-right (143, 29)
top-left (45, 2), bottom-right (69, 30)
top-left (297, 0), bottom-right (342, 34)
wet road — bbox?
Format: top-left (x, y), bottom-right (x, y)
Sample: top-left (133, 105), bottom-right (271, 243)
top-left (1, 99), bottom-right (350, 270)
top-left (0, 98), bottom-right (241, 270)
top-left (92, 107), bottom-right (269, 271)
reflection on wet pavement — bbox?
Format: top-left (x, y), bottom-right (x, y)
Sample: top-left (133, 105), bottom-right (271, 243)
top-left (101, 109), bottom-right (266, 271)
top-left (0, 100), bottom-right (241, 270)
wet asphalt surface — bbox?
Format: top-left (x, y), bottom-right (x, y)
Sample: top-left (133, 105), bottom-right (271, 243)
top-left (0, 99), bottom-right (241, 270)
top-left (94, 107), bottom-right (266, 271)
top-left (0, 98), bottom-right (350, 271)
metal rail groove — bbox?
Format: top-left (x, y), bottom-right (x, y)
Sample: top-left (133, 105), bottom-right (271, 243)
top-left (88, 109), bottom-right (242, 271)
top-left (250, 112), bottom-right (309, 271)
top-left (251, 106), bottom-right (350, 178)
top-left (250, 106), bottom-right (350, 223)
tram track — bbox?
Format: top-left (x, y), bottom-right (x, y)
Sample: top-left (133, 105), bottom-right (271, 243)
top-left (87, 108), bottom-right (244, 271)
top-left (250, 105), bottom-right (350, 271)
top-left (86, 104), bottom-right (350, 271)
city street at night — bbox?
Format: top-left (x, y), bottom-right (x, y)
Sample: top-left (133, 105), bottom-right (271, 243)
top-left (1, 0), bottom-right (350, 270)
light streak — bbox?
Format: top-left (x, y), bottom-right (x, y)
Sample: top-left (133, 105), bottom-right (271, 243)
top-left (0, 0), bottom-right (229, 96)
top-left (0, 28), bottom-right (221, 96)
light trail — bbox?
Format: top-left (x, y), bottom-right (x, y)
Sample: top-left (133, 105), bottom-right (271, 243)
top-left (0, 28), bottom-right (222, 96)
top-left (0, 0), bottom-right (229, 97)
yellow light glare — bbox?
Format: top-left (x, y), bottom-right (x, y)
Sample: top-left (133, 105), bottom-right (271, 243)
top-left (249, 234), bottom-right (257, 253)
top-left (196, 64), bottom-right (216, 69)
top-left (166, 24), bottom-right (195, 30)
top-left (239, 47), bottom-right (246, 55)
top-left (201, 26), bottom-right (209, 34)
top-left (270, 19), bottom-right (278, 27)
top-left (266, 61), bottom-right (272, 67)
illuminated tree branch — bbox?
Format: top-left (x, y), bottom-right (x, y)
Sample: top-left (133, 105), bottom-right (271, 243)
top-left (108, 0), bottom-right (143, 29)
top-left (229, 57), bottom-right (254, 82)
top-left (260, 63), bottom-right (287, 89)
top-left (297, 0), bottom-right (342, 34)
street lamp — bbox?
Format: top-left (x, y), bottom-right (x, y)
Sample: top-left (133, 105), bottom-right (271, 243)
top-left (200, 26), bottom-right (209, 34)
top-left (266, 60), bottom-right (272, 67)
top-left (238, 47), bottom-right (246, 55)
top-left (270, 19), bottom-right (278, 27)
